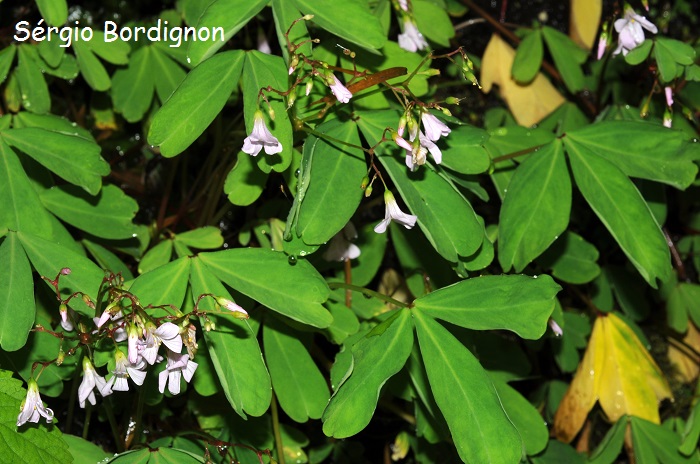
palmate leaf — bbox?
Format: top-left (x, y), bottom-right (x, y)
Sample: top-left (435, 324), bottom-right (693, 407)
top-left (565, 140), bottom-right (672, 287)
top-left (630, 416), bottom-right (696, 464)
top-left (127, 257), bottom-right (191, 313)
top-left (413, 311), bottom-right (522, 463)
top-left (111, 46), bottom-right (155, 123)
top-left (498, 139), bottom-right (571, 272)
top-left (189, 258), bottom-right (271, 417)
top-left (512, 28), bottom-right (543, 84)
top-left (16, 45), bottom-right (50, 114)
top-left (322, 308), bottom-right (413, 437)
top-left (553, 313), bottom-right (672, 443)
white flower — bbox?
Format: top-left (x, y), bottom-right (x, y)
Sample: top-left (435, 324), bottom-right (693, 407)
top-left (665, 87), bottom-right (674, 107)
top-left (159, 351), bottom-right (198, 396)
top-left (418, 131), bottom-right (442, 164)
top-left (549, 318), bottom-right (563, 337)
top-left (59, 304), bottom-right (73, 332)
top-left (398, 0), bottom-right (409, 11)
top-left (242, 110), bottom-right (283, 156)
top-left (398, 18), bottom-right (428, 53)
top-left (103, 350), bottom-right (147, 393)
top-left (374, 191), bottom-right (417, 234)
top-left (323, 222), bottom-right (361, 261)
top-left (17, 378), bottom-right (53, 427)
top-left (328, 74), bottom-right (353, 103)
top-left (127, 323), bottom-right (142, 365)
top-left (421, 112), bottom-right (450, 142)
top-left (78, 358), bottom-right (111, 408)
top-left (613, 7), bottom-right (657, 56)
top-left (405, 144), bottom-right (427, 171)
top-left (257, 28), bottom-right (271, 55)
top-left (139, 322), bottom-right (183, 365)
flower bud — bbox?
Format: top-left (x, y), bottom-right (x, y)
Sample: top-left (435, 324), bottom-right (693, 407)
top-left (397, 115), bottom-right (407, 137)
top-left (60, 268), bottom-right (71, 275)
top-left (82, 294), bottom-right (95, 309)
top-left (364, 184), bottom-right (373, 197)
top-left (267, 106), bottom-right (276, 121)
top-left (302, 14), bottom-right (314, 20)
top-left (305, 80), bottom-right (314, 96)
top-left (361, 175), bottom-right (370, 190)
top-left (441, 107), bottom-right (452, 117)
top-left (287, 91), bottom-right (297, 109)
top-left (445, 96), bottom-right (460, 105)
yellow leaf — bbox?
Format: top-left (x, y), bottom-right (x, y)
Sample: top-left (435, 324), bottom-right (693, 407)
top-left (570, 0), bottom-right (602, 50)
top-left (668, 321), bottom-right (700, 384)
top-left (481, 34), bottom-right (565, 127)
top-left (554, 313), bottom-right (672, 443)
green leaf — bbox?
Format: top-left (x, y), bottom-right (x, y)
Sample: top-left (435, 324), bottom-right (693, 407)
top-left (414, 274), bottom-right (560, 339)
top-left (0, 372), bottom-right (72, 464)
top-left (108, 447), bottom-right (205, 463)
top-left (537, 231), bottom-right (600, 284)
top-left (138, 240), bottom-right (173, 274)
top-left (242, 51), bottom-right (293, 173)
top-left (512, 28), bottom-right (543, 84)
top-left (322, 309), bottom-right (413, 437)
top-left (565, 121), bottom-right (698, 190)
top-left (63, 434), bottom-right (112, 464)
top-left (414, 0), bottom-right (454, 47)
top-left (148, 50), bottom-right (244, 157)
top-left (440, 125), bottom-right (491, 175)
top-left (531, 440), bottom-right (585, 464)
top-left (655, 37), bottom-right (696, 83)
top-left (73, 40), bottom-right (111, 91)
top-left (82, 239), bottom-right (133, 280)
top-left (0, 45), bottom-right (16, 86)
top-left (175, 227), bottom-right (223, 249)
top-left (264, 315), bottom-right (330, 422)
top-left (0, 232), bottom-right (34, 351)
top-left (88, 32), bottom-right (131, 65)
top-left (493, 379), bottom-right (548, 456)
top-left (39, 184), bottom-right (138, 240)
top-left (295, 119), bottom-right (365, 245)
top-left (565, 139), bottom-right (671, 287)
top-left (224, 152), bottom-right (268, 206)
top-left (291, 0), bottom-right (386, 52)
top-left (13, 112), bottom-right (94, 141)
top-left (667, 283), bottom-right (700, 333)
top-left (630, 416), bottom-right (695, 464)
top-left (19, 231), bottom-right (104, 317)
top-left (128, 257), bottom-right (190, 311)
top-left (413, 311), bottom-right (522, 464)
top-left (542, 26), bottom-right (587, 93)
top-left (625, 39), bottom-right (653, 65)
top-left (588, 418), bottom-right (626, 464)
top-left (199, 249), bottom-right (332, 328)
top-left (189, 258), bottom-right (271, 417)
top-left (150, 46), bottom-right (187, 102)
top-left (380, 155), bottom-right (483, 262)
top-left (187, 0), bottom-right (268, 65)
top-left (112, 47), bottom-right (155, 123)
top-left (2, 127), bottom-right (109, 195)
top-left (680, 401), bottom-right (700, 456)
top-left (323, 300), bottom-right (361, 344)
top-left (0, 139), bottom-right (54, 238)
top-left (498, 139), bottom-right (571, 272)
top-left (35, 0), bottom-right (68, 25)
top-left (272, 0), bottom-right (313, 60)
top-left (16, 45), bottom-right (50, 114)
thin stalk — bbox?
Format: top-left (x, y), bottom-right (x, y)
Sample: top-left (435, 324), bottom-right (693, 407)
top-left (132, 376), bottom-right (147, 447)
top-left (103, 399), bottom-right (124, 453)
top-left (82, 404), bottom-right (92, 440)
top-left (64, 367), bottom-right (81, 435)
top-left (271, 394), bottom-right (286, 464)
top-left (491, 144), bottom-right (545, 164)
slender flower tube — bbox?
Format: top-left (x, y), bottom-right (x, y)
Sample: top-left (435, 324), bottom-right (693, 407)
top-left (215, 297), bottom-right (250, 319)
top-left (78, 358), bottom-right (111, 408)
top-left (398, 18), bottom-right (428, 53)
top-left (17, 378), bottom-right (54, 426)
top-left (328, 74), bottom-right (353, 103)
top-left (374, 191), bottom-right (418, 233)
top-left (664, 87), bottom-right (674, 107)
top-left (59, 304), bottom-right (74, 332)
top-left (127, 323), bottom-right (141, 365)
top-left (242, 110), bottom-right (283, 156)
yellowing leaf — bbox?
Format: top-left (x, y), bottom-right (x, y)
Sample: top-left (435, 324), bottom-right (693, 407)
top-left (668, 321), bottom-right (700, 384)
top-left (553, 313), bottom-right (672, 443)
top-left (481, 34), bottom-right (565, 127)
top-left (570, 0), bottom-right (602, 50)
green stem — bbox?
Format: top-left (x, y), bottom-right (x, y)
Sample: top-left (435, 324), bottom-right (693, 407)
top-left (491, 144), bottom-right (545, 164)
top-left (82, 404), bottom-right (92, 440)
top-left (301, 126), bottom-right (369, 154)
top-left (64, 366), bottom-right (80, 435)
top-left (132, 376), bottom-right (147, 447)
top-left (271, 394), bottom-right (286, 464)
top-left (328, 282), bottom-right (412, 309)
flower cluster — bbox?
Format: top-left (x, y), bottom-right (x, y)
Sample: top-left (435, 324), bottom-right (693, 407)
top-left (612, 6), bottom-right (657, 56)
top-left (394, 109), bottom-right (450, 171)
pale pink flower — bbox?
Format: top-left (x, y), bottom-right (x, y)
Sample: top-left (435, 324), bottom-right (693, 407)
top-left (329, 74), bottom-right (352, 103)
top-left (159, 351), bottom-right (198, 395)
top-left (613, 7), bottom-right (657, 56)
top-left (597, 34), bottom-right (608, 60)
top-left (549, 319), bottom-right (563, 337)
top-left (17, 379), bottom-right (53, 426)
top-left (398, 18), bottom-right (428, 53)
top-left (78, 358), bottom-right (111, 408)
top-left (216, 297), bottom-right (250, 319)
top-left (59, 304), bottom-right (74, 332)
top-left (242, 111), bottom-right (283, 156)
top-left (127, 323), bottom-right (142, 365)
top-left (398, 0), bottom-right (409, 11)
top-left (418, 131), bottom-right (442, 164)
top-left (421, 112), bottom-right (450, 141)
top-left (664, 87), bottom-right (674, 107)
top-left (374, 191), bottom-right (417, 233)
